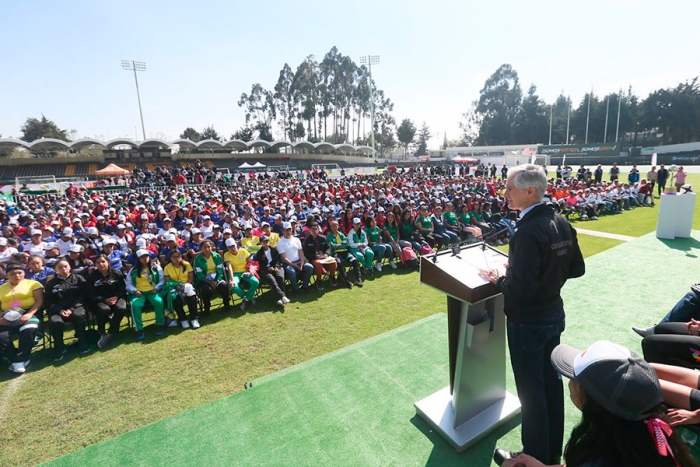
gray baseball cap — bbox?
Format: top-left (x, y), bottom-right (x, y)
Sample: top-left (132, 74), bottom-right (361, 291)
top-left (551, 340), bottom-right (662, 421)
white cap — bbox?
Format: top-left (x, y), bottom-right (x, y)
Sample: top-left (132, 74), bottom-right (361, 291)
top-left (223, 228), bottom-right (232, 234)
top-left (140, 214), bottom-right (149, 220)
top-left (282, 222), bottom-right (292, 230)
top-left (118, 215), bottom-right (126, 221)
top-left (0, 238), bottom-right (7, 246)
top-left (117, 224), bottom-right (126, 230)
top-left (182, 283), bottom-right (196, 297)
top-left (225, 238), bottom-right (236, 248)
top-left (44, 226), bottom-right (54, 233)
top-left (73, 218), bottom-right (82, 223)
top-left (191, 228), bottom-right (201, 235)
top-left (62, 228), bottom-right (73, 236)
top-left (135, 238), bottom-right (147, 248)
top-left (353, 218), bottom-right (361, 224)
top-left (88, 227), bottom-right (98, 235)
top-left (31, 229), bottom-right (42, 236)
top-left (68, 244), bottom-right (83, 253)
top-left (165, 234), bottom-right (176, 242)
top-left (136, 249), bottom-right (150, 258)
top-left (43, 241), bottom-right (57, 249)
top-left (185, 219), bottom-right (194, 225)
top-left (261, 221), bottom-right (270, 227)
top-left (103, 238), bottom-right (117, 246)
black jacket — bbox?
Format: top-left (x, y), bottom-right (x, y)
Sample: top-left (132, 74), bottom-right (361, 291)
top-left (496, 203), bottom-right (585, 322)
top-left (45, 274), bottom-right (86, 317)
top-left (302, 234), bottom-right (330, 261)
top-left (85, 268), bottom-right (126, 305)
top-left (254, 247), bottom-right (284, 271)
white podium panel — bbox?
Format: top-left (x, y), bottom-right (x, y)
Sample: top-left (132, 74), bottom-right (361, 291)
top-left (656, 193), bottom-right (696, 239)
top-left (416, 244), bottom-right (521, 452)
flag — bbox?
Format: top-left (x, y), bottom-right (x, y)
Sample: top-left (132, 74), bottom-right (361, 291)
top-left (651, 152), bottom-right (657, 166)
top-left (562, 155), bottom-right (566, 166)
top-left (530, 154), bottom-right (537, 164)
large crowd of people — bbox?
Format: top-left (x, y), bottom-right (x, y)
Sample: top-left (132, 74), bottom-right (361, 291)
top-left (0, 161), bottom-right (676, 370)
top-left (2, 159), bottom-right (700, 466)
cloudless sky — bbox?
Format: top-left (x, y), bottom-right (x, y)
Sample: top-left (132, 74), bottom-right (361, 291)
top-left (1, 0), bottom-right (698, 148)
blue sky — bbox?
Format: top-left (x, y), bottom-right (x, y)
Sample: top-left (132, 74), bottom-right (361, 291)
top-left (1, 0), bottom-right (698, 148)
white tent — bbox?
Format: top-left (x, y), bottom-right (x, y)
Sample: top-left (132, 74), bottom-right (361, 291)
top-left (238, 162), bottom-right (253, 169)
top-left (251, 162), bottom-right (266, 168)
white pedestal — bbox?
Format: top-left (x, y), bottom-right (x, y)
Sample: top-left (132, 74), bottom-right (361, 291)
top-left (656, 193), bottom-right (696, 239)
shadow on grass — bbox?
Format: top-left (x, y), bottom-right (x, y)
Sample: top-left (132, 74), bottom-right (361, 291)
top-left (658, 237), bottom-right (700, 258)
top-left (410, 412), bottom-right (522, 467)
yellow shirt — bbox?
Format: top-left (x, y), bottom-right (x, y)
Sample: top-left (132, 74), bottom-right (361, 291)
top-left (267, 232), bottom-right (281, 248)
top-left (164, 261), bottom-right (193, 284)
top-left (205, 255), bottom-right (216, 275)
top-left (0, 279), bottom-right (43, 312)
top-left (134, 273), bottom-right (154, 292)
top-left (241, 236), bottom-right (261, 251)
top-left (224, 249), bottom-right (251, 274)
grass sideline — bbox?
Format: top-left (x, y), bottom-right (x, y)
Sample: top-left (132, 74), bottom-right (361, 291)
top-left (1, 174), bottom-right (698, 466)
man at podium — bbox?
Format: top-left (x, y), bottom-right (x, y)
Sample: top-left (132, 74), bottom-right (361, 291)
top-left (481, 164), bottom-right (585, 466)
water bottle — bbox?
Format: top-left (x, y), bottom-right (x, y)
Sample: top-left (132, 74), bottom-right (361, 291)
top-left (681, 427), bottom-right (697, 446)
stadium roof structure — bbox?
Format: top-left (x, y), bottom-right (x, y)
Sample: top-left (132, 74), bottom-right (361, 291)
top-left (0, 137), bottom-right (376, 155)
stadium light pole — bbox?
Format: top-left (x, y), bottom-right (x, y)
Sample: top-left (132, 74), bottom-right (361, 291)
top-left (585, 88), bottom-right (592, 144)
top-left (121, 60), bottom-right (147, 140)
top-left (359, 55), bottom-right (380, 152)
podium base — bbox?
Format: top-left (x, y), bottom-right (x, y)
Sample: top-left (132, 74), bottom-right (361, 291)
top-left (414, 386), bottom-right (521, 452)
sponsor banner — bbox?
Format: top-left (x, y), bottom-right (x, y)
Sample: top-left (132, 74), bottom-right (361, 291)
top-left (538, 143), bottom-right (620, 159)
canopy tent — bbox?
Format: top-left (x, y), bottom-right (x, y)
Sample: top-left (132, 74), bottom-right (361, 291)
top-left (94, 163), bottom-right (131, 176)
top-left (453, 157), bottom-right (479, 163)
top-left (238, 162), bottom-right (253, 169)
top-left (251, 162), bottom-right (266, 168)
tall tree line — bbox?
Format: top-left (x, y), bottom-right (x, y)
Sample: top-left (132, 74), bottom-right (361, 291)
top-left (460, 64), bottom-right (700, 148)
top-left (237, 46), bottom-right (395, 149)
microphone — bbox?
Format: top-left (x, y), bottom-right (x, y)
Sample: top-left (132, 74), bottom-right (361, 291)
top-left (477, 226), bottom-right (511, 251)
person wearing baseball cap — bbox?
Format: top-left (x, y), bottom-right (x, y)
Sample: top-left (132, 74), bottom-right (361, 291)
top-left (499, 340), bottom-right (697, 467)
top-left (125, 249), bottom-right (166, 341)
top-left (223, 238), bottom-right (259, 311)
top-left (276, 221), bottom-right (314, 296)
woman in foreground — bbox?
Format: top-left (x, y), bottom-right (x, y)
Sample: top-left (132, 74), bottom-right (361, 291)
top-left (500, 340), bottom-right (698, 467)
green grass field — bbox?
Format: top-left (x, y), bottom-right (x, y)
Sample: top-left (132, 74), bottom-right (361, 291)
top-left (1, 173), bottom-right (699, 466)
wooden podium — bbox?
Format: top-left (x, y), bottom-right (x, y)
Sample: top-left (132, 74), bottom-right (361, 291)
top-left (414, 243), bottom-right (521, 452)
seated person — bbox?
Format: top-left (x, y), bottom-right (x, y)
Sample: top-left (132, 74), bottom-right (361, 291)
top-left (348, 218), bottom-right (375, 274)
top-left (125, 250), bottom-right (165, 341)
top-left (240, 225), bottom-right (261, 252)
top-left (328, 221), bottom-right (362, 288)
top-left (67, 244), bottom-right (94, 277)
top-left (649, 362), bottom-right (700, 428)
top-left (46, 259), bottom-right (89, 360)
top-left (254, 236), bottom-right (290, 306)
top-left (26, 254), bottom-right (54, 287)
top-left (224, 238), bottom-right (259, 310)
top-left (85, 254), bottom-right (127, 349)
top-left (640, 319), bottom-right (700, 369)
top-left (634, 284), bottom-right (700, 337)
top-left (0, 262), bottom-right (44, 373)
top-left (301, 222), bottom-right (338, 291)
top-left (163, 250), bottom-right (199, 329)
top-left (365, 217), bottom-right (396, 270)
top-left (498, 340), bottom-right (697, 467)
top-left (193, 239), bottom-right (231, 315)
top-left (272, 223), bottom-right (313, 296)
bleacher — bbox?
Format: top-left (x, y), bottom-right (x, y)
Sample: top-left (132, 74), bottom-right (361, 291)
top-left (0, 156), bottom-right (377, 183)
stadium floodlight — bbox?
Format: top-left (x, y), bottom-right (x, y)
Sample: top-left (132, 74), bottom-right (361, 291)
top-left (121, 60), bottom-right (147, 140)
top-left (359, 55), bottom-right (380, 152)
